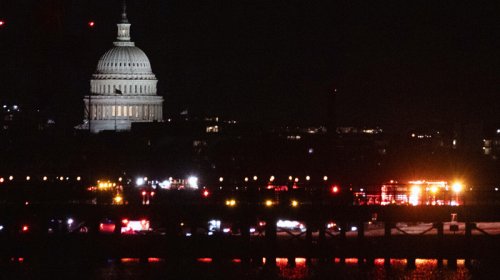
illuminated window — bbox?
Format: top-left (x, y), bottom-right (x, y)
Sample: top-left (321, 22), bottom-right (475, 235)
top-left (117, 106), bottom-right (122, 117)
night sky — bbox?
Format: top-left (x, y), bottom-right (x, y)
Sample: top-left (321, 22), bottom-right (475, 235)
top-left (1, 0), bottom-right (500, 130)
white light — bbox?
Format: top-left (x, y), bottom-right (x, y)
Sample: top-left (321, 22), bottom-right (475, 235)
top-left (136, 178), bottom-right (145, 186)
top-left (208, 231), bottom-right (213, 236)
top-left (159, 180), bottom-right (171, 189)
top-left (244, 177), bottom-right (248, 182)
top-left (67, 218), bottom-right (74, 225)
top-left (351, 226), bottom-right (358, 231)
top-left (0, 225), bottom-right (3, 231)
top-left (76, 176), bottom-right (81, 181)
top-left (8, 176), bottom-right (13, 181)
top-left (253, 176), bottom-right (258, 181)
top-left (495, 188), bottom-right (499, 192)
top-left (222, 228), bottom-right (230, 233)
top-left (219, 177), bottom-right (224, 182)
top-left (452, 182), bottom-right (463, 193)
top-left (323, 176), bottom-right (328, 181)
top-left (249, 228), bottom-right (256, 233)
top-left (306, 176), bottom-right (310, 181)
top-left (185, 233), bottom-right (192, 237)
top-left (188, 176), bottom-right (198, 189)
top-left (26, 176), bottom-right (30, 181)
top-left (43, 176), bottom-right (47, 181)
top-left (277, 220), bottom-right (302, 230)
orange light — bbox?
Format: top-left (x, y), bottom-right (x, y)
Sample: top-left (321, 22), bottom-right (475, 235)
top-left (291, 200), bottom-right (299, 207)
top-left (265, 200), bottom-right (273, 207)
top-left (122, 219), bottom-right (129, 225)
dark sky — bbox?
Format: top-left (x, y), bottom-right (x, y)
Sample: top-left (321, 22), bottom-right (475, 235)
top-left (1, 0), bottom-right (500, 129)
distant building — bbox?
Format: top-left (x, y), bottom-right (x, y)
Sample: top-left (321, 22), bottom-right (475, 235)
top-left (77, 2), bottom-right (163, 133)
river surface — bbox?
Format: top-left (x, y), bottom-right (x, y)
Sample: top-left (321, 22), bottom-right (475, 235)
top-left (1, 258), bottom-right (498, 279)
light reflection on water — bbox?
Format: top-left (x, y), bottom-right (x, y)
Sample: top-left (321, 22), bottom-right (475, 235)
top-left (1, 258), bottom-right (499, 279)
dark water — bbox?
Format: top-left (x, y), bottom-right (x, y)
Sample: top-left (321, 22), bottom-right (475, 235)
top-left (1, 258), bottom-right (499, 280)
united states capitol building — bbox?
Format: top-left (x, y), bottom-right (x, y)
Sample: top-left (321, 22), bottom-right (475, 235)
top-left (77, 4), bottom-right (163, 133)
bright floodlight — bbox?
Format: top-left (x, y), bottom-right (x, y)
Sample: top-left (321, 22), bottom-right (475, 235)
top-left (136, 177), bottom-right (145, 186)
top-left (159, 179), bottom-right (171, 189)
top-left (452, 182), bottom-right (463, 193)
top-left (188, 176), bottom-right (198, 189)
top-left (67, 218), bottom-right (74, 225)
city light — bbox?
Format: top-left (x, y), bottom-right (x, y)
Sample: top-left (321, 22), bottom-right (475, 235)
top-left (43, 176), bottom-right (47, 181)
top-left (188, 176), bottom-right (199, 189)
top-left (136, 177), bottom-right (145, 186)
top-left (265, 200), bottom-right (273, 207)
top-left (306, 176), bottom-right (310, 181)
top-left (409, 185), bottom-right (421, 206)
top-left (219, 177), bottom-right (224, 182)
top-left (26, 176), bottom-right (30, 181)
top-left (291, 200), bottom-right (299, 207)
top-left (225, 199), bottom-right (236, 207)
top-left (430, 186), bottom-right (438, 194)
top-left (452, 182), bottom-right (463, 193)
top-left (159, 179), bottom-right (171, 189)
top-left (76, 176), bottom-right (81, 181)
top-left (113, 195), bottom-right (123, 204)
top-left (331, 185), bottom-right (339, 193)
top-left (0, 20), bottom-right (5, 27)
top-left (253, 176), bottom-right (258, 181)
top-left (0, 178), bottom-right (3, 183)
top-left (9, 176), bottom-right (13, 181)
top-left (202, 190), bottom-right (210, 197)
top-left (244, 177), bottom-right (248, 182)
top-left (269, 175), bottom-right (275, 182)
top-left (67, 218), bottom-right (74, 226)
top-left (88, 21), bottom-right (95, 27)
top-left (323, 176), bottom-right (328, 181)
top-left (288, 176), bottom-right (293, 181)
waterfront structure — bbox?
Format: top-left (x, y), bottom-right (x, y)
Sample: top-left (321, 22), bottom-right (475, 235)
top-left (78, 2), bottom-right (163, 133)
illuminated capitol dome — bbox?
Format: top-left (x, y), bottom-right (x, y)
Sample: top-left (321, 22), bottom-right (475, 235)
top-left (79, 2), bottom-right (163, 133)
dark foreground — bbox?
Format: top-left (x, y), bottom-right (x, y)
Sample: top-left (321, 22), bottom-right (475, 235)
top-left (2, 258), bottom-right (499, 280)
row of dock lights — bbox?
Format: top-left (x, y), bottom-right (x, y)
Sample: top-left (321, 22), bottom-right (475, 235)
top-left (0, 176), bottom-right (82, 183)
top-left (223, 175), bottom-right (330, 183)
top-left (225, 199), bottom-right (300, 208)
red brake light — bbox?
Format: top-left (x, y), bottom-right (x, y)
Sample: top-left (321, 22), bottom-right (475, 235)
top-left (202, 190), bottom-right (209, 197)
top-left (88, 21), bottom-right (95, 27)
top-left (22, 225), bottom-right (29, 232)
top-left (331, 186), bottom-right (339, 194)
